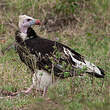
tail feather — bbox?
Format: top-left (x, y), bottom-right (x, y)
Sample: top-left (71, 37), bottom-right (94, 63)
top-left (63, 47), bottom-right (105, 78)
top-left (89, 67), bottom-right (105, 78)
top-left (84, 60), bottom-right (105, 78)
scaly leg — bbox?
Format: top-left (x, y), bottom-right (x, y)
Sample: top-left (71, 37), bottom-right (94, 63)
top-left (21, 84), bottom-right (34, 94)
top-left (42, 87), bottom-right (48, 96)
top-left (22, 72), bottom-right (37, 94)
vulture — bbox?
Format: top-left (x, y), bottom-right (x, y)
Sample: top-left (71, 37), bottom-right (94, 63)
top-left (15, 15), bottom-right (105, 96)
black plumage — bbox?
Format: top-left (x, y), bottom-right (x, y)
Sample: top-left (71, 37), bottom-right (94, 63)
top-left (15, 27), bottom-right (105, 78)
top-left (14, 15), bottom-right (105, 95)
top-left (15, 27), bottom-right (83, 78)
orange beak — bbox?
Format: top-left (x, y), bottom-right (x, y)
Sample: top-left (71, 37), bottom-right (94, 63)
top-left (35, 19), bottom-right (41, 25)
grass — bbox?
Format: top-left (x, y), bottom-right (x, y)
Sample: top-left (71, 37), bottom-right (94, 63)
top-left (0, 0), bottom-right (110, 109)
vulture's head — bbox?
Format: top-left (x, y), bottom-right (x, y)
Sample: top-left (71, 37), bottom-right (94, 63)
top-left (19, 15), bottom-right (40, 34)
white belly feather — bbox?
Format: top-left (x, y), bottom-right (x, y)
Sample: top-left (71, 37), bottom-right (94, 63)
top-left (32, 70), bottom-right (53, 91)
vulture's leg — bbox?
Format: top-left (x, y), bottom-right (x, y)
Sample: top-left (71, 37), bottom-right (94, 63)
top-left (42, 87), bottom-right (48, 96)
top-left (21, 84), bottom-right (34, 94)
top-left (21, 73), bottom-right (36, 94)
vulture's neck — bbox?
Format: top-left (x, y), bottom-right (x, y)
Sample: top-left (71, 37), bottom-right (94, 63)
top-left (27, 27), bottom-right (38, 39)
top-left (16, 27), bottom-right (38, 44)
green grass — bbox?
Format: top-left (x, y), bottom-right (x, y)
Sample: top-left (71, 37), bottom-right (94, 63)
top-left (0, 0), bottom-right (110, 109)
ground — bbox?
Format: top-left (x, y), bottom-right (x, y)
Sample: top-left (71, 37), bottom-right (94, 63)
top-left (0, 0), bottom-right (110, 110)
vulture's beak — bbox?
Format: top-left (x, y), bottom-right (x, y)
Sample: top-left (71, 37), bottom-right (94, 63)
top-left (35, 19), bottom-right (41, 25)
top-left (29, 19), bottom-right (41, 26)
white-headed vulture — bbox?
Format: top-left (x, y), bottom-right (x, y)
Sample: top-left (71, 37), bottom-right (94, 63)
top-left (15, 15), bottom-right (105, 95)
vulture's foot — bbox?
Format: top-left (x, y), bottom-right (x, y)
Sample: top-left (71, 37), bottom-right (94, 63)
top-left (21, 84), bottom-right (34, 94)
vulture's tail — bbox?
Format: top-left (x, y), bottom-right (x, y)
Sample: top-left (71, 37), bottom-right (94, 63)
top-left (63, 47), bottom-right (105, 78)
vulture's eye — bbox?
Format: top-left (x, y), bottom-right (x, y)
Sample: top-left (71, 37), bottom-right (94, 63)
top-left (27, 19), bottom-right (31, 21)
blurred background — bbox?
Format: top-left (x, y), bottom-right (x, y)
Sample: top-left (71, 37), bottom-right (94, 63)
top-left (0, 0), bottom-right (110, 110)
